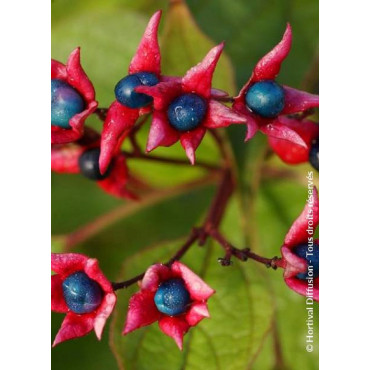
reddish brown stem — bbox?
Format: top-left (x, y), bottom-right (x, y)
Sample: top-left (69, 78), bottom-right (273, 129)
top-left (111, 228), bottom-right (200, 290)
top-left (209, 130), bottom-right (229, 164)
top-left (131, 114), bottom-right (150, 135)
top-left (213, 96), bottom-right (235, 103)
top-left (164, 228), bottom-right (201, 266)
top-left (209, 229), bottom-right (283, 269)
top-left (199, 168), bottom-right (234, 245)
top-left (64, 174), bottom-right (217, 251)
top-left (111, 273), bottom-right (145, 291)
top-left (123, 150), bottom-right (220, 171)
top-left (128, 136), bottom-right (142, 155)
top-left (95, 108), bottom-right (108, 121)
top-left (128, 114), bottom-right (151, 154)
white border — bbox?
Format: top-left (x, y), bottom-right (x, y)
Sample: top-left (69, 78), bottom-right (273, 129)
top-left (320, 0), bottom-right (370, 368)
top-left (1, 0), bottom-right (368, 368)
top-left (0, 1), bottom-right (50, 369)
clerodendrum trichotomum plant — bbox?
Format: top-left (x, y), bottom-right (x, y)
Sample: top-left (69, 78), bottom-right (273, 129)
top-left (51, 5), bottom-right (319, 361)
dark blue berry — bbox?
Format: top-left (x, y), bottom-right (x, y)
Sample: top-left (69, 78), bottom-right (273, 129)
top-left (114, 72), bottom-right (159, 108)
top-left (51, 79), bottom-right (85, 129)
top-left (62, 271), bottom-right (103, 314)
top-left (78, 148), bottom-right (111, 181)
top-left (154, 278), bottom-right (191, 316)
top-left (309, 138), bottom-right (319, 171)
top-left (167, 93), bottom-right (207, 132)
top-left (245, 80), bottom-right (285, 118)
top-left (293, 243), bottom-right (319, 280)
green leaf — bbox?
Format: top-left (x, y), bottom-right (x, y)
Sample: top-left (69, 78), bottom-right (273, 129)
top-left (52, 8), bottom-right (151, 107)
top-left (187, 0), bottom-right (319, 90)
top-left (51, 173), bottom-right (120, 234)
top-left (51, 235), bottom-right (67, 253)
top-left (110, 222), bottom-right (274, 370)
top-left (160, 0), bottom-right (236, 95)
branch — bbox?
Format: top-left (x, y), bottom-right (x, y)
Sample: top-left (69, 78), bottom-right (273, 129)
top-left (94, 108), bottom-right (108, 121)
top-left (208, 229), bottom-right (284, 269)
top-left (199, 168), bottom-right (234, 245)
top-left (93, 109), bottom-right (219, 171)
top-left (110, 170), bottom-right (234, 291)
top-left (209, 130), bottom-right (230, 165)
top-left (123, 150), bottom-right (221, 171)
top-left (109, 169), bottom-right (283, 291)
top-left (128, 114), bottom-right (151, 154)
top-left (64, 174), bottom-right (218, 251)
top-left (111, 228), bottom-right (200, 290)
top-left (213, 96), bottom-right (235, 103)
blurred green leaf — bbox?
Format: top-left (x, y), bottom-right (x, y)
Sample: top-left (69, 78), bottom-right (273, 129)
top-left (75, 186), bottom-right (215, 277)
top-left (52, 8), bottom-right (150, 107)
top-left (161, 0), bottom-right (236, 94)
top-left (187, 0), bottom-right (319, 90)
top-left (51, 235), bottom-right (67, 253)
top-left (51, 174), bottom-right (120, 234)
top-left (118, 0), bottom-right (168, 15)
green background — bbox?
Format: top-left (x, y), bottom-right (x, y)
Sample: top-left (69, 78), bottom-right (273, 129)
top-left (51, 0), bottom-right (319, 369)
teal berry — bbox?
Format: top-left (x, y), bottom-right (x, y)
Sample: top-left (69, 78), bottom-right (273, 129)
top-left (114, 72), bottom-right (159, 108)
top-left (62, 271), bottom-right (103, 314)
top-left (154, 278), bottom-right (191, 316)
top-left (309, 138), bottom-right (319, 171)
top-left (78, 148), bottom-right (111, 181)
top-left (167, 93), bottom-right (207, 132)
top-left (293, 243), bottom-right (319, 280)
top-left (51, 79), bottom-right (85, 129)
top-left (245, 80), bottom-right (285, 118)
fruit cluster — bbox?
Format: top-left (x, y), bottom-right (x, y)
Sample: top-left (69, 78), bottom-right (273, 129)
top-left (51, 10), bottom-right (319, 349)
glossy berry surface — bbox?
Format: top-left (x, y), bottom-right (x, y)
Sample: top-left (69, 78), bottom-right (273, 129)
top-left (78, 148), bottom-right (111, 181)
top-left (115, 72), bottom-right (159, 109)
top-left (309, 138), bottom-right (319, 171)
top-left (51, 79), bottom-right (85, 129)
top-left (167, 93), bottom-right (207, 132)
top-left (245, 80), bottom-right (285, 118)
top-left (62, 271), bottom-right (103, 314)
top-left (154, 278), bottom-right (191, 316)
top-left (293, 243), bottom-right (319, 280)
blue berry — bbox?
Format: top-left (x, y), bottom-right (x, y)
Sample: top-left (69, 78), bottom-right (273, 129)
top-left (167, 93), bottom-right (207, 132)
top-left (293, 243), bottom-right (319, 280)
top-left (78, 148), bottom-right (111, 181)
top-left (245, 80), bottom-right (285, 118)
top-left (114, 72), bottom-right (159, 108)
top-left (309, 138), bottom-right (319, 171)
top-left (154, 278), bottom-right (191, 316)
top-left (51, 79), bottom-right (85, 129)
top-left (62, 271), bottom-right (103, 314)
